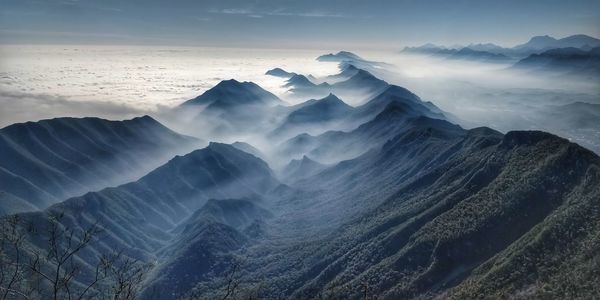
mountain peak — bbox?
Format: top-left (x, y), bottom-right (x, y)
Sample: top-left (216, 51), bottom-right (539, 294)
top-left (181, 79), bottom-right (280, 107)
top-left (530, 35), bottom-right (556, 42)
top-left (379, 85), bottom-right (421, 102)
top-left (317, 51), bottom-right (363, 62)
top-left (286, 74), bottom-right (314, 85)
top-left (322, 93), bottom-right (342, 102)
top-left (266, 68), bottom-right (296, 78)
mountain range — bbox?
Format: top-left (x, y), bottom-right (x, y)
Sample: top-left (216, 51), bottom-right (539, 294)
top-left (512, 47), bottom-right (600, 77)
top-left (403, 34), bottom-right (600, 61)
top-left (0, 115), bottom-right (201, 215)
top-left (1, 51), bottom-right (599, 300)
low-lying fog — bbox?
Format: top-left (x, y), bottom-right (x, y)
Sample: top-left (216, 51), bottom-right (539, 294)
top-left (1, 45), bottom-right (598, 153)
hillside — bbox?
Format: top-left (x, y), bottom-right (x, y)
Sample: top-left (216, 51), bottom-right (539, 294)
top-left (0, 115), bottom-right (200, 215)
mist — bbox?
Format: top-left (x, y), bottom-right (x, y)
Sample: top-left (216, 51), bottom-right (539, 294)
top-left (1, 44), bottom-right (599, 161)
top-left (355, 51), bottom-right (600, 153)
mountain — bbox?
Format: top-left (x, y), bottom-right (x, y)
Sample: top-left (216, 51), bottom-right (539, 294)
top-left (4, 142), bottom-right (280, 298)
top-left (447, 47), bottom-right (511, 62)
top-left (283, 68), bottom-right (388, 102)
top-left (286, 94), bottom-right (352, 124)
top-left (182, 79), bottom-right (281, 109)
top-left (317, 51), bottom-right (364, 62)
top-left (280, 101), bottom-right (457, 163)
top-left (403, 45), bottom-right (511, 62)
top-left (145, 197), bottom-right (273, 298)
top-left (514, 34), bottom-right (600, 53)
top-left (277, 85), bottom-right (449, 163)
top-left (352, 84), bottom-right (445, 123)
top-left (283, 74), bottom-right (330, 97)
top-left (323, 64), bottom-right (360, 83)
top-left (280, 155), bottom-right (326, 183)
top-left (3, 53), bottom-right (600, 299)
top-left (265, 68), bottom-right (296, 78)
top-left (284, 74), bottom-right (318, 89)
top-left (4, 87), bottom-right (600, 299)
top-left (270, 94), bottom-right (353, 140)
top-left (231, 141), bottom-right (265, 160)
top-left (332, 69), bottom-right (389, 95)
top-left (403, 35), bottom-right (600, 58)
top-left (401, 44), bottom-right (457, 56)
top-left (316, 51), bottom-right (388, 71)
top-left (467, 42), bottom-right (507, 52)
top-left (0, 115), bottom-right (200, 215)
top-left (178, 79), bottom-right (283, 134)
top-left (274, 127), bottom-right (600, 299)
top-left (512, 47), bottom-right (600, 77)
top-left (513, 35), bottom-right (558, 51)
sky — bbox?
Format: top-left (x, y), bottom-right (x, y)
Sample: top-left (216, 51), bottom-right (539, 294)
top-left (1, 0), bottom-right (599, 49)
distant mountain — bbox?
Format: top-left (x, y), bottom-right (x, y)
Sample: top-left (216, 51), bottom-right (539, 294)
top-left (265, 68), bottom-right (296, 78)
top-left (322, 64), bottom-right (360, 83)
top-left (182, 79), bottom-right (281, 109)
top-left (286, 93), bottom-right (352, 124)
top-left (284, 74), bottom-right (319, 89)
top-left (403, 45), bottom-right (511, 62)
top-left (276, 84), bottom-right (449, 162)
top-left (512, 47), bottom-right (600, 77)
top-left (316, 51), bottom-right (389, 71)
top-left (514, 34), bottom-right (600, 52)
top-left (513, 35), bottom-right (558, 51)
top-left (332, 69), bottom-right (389, 94)
top-left (352, 84), bottom-right (445, 123)
top-left (280, 101), bottom-right (456, 163)
top-left (467, 42), bottom-right (507, 52)
top-left (283, 74), bottom-right (331, 99)
top-left (317, 51), bottom-right (364, 62)
top-left (283, 67), bottom-right (388, 102)
top-left (270, 94), bottom-right (353, 140)
top-left (401, 44), bottom-right (457, 56)
top-left (403, 34), bottom-right (600, 59)
top-left (179, 79), bottom-right (283, 134)
top-left (447, 47), bottom-right (511, 62)
top-left (0, 116), bottom-right (200, 215)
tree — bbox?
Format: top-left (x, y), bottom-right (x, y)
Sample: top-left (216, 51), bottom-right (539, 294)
top-left (0, 212), bottom-right (150, 300)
